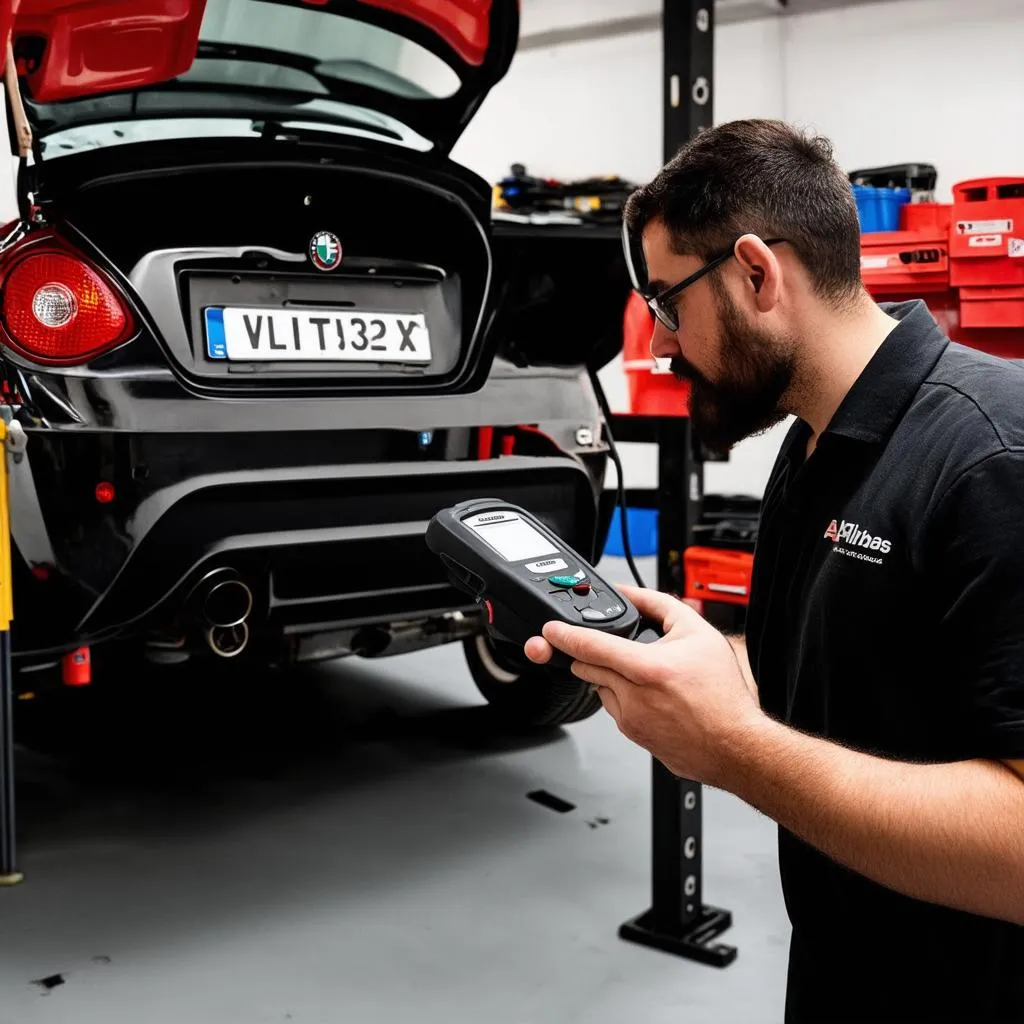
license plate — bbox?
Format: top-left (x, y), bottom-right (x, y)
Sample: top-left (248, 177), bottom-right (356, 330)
top-left (204, 307), bottom-right (431, 362)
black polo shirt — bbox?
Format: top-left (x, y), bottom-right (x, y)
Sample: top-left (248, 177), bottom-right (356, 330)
top-left (745, 300), bottom-right (1024, 1023)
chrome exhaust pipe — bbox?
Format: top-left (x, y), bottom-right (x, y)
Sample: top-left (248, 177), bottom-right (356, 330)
top-left (205, 621), bottom-right (249, 659)
top-left (187, 569), bottom-right (253, 657)
top-left (202, 577), bottom-right (253, 629)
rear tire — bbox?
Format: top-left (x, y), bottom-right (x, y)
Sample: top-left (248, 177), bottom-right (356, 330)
top-left (462, 633), bottom-right (601, 728)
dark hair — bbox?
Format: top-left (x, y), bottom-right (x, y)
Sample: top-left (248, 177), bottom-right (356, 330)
top-left (624, 119), bottom-right (863, 305)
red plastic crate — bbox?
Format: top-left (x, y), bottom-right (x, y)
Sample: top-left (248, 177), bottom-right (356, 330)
top-left (949, 177), bottom-right (1024, 288)
top-left (683, 546), bottom-right (753, 608)
top-left (621, 290), bottom-right (690, 417)
top-left (960, 286), bottom-right (1024, 329)
top-left (860, 230), bottom-right (949, 295)
top-left (870, 287), bottom-right (1024, 359)
top-left (900, 202), bottom-right (952, 234)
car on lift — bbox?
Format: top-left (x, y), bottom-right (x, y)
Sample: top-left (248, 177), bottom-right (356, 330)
top-left (0, 0), bottom-right (631, 726)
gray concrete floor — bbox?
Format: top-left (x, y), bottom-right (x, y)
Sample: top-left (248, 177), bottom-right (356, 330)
top-left (1, 559), bottom-right (790, 1024)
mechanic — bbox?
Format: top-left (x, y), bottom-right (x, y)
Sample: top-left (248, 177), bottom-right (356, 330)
top-left (525, 119), bottom-right (1024, 1023)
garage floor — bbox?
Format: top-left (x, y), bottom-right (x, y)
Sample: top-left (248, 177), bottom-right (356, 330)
top-left (1, 559), bottom-right (790, 1024)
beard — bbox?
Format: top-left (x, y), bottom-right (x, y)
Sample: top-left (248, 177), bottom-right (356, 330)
top-left (671, 286), bottom-right (795, 455)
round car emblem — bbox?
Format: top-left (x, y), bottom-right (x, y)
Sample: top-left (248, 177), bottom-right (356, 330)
top-left (309, 230), bottom-right (342, 271)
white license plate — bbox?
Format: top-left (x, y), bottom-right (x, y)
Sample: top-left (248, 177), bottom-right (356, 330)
top-left (204, 307), bottom-right (431, 362)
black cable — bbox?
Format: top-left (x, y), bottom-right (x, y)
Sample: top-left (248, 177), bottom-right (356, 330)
top-left (588, 365), bottom-right (647, 589)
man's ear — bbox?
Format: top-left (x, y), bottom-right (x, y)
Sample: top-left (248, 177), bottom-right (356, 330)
top-left (734, 234), bottom-right (781, 312)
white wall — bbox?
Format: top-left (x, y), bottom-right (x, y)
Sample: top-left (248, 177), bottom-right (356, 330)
top-left (780, 0), bottom-right (1024, 202)
top-left (452, 15), bottom-right (786, 194)
top-left (454, 0), bottom-right (1024, 498)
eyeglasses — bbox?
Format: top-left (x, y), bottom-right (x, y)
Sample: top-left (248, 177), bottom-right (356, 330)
top-left (621, 220), bottom-right (786, 332)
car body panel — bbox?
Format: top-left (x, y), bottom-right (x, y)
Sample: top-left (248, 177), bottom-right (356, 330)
top-left (13, 0), bottom-right (519, 152)
top-left (12, 0), bottom-right (208, 102)
top-left (17, 358), bottom-right (604, 433)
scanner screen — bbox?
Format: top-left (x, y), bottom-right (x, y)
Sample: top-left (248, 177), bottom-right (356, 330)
top-left (470, 517), bottom-right (559, 562)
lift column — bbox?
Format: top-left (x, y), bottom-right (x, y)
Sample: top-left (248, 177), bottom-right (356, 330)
top-left (616, 0), bottom-right (736, 966)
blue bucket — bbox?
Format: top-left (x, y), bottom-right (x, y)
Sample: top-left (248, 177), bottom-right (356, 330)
top-left (876, 187), bottom-right (910, 231)
top-left (853, 184), bottom-right (910, 233)
top-left (603, 507), bottom-right (659, 558)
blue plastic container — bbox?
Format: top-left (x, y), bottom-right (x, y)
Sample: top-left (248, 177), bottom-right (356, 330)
top-left (852, 184), bottom-right (881, 231)
top-left (603, 506), bottom-right (659, 558)
top-left (877, 187), bottom-right (910, 230)
top-left (852, 184), bottom-right (911, 233)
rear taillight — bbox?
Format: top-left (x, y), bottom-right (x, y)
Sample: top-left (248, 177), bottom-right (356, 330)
top-left (0, 239), bottom-right (135, 365)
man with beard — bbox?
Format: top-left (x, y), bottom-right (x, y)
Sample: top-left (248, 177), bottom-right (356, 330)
top-left (526, 119), bottom-right (1024, 1023)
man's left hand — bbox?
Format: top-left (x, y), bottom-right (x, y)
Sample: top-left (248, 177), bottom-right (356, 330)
top-left (524, 585), bottom-right (764, 786)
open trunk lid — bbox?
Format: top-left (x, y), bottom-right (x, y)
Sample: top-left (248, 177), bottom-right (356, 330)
top-left (9, 0), bottom-right (518, 154)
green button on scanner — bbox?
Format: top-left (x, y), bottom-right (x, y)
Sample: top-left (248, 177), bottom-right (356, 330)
top-left (548, 575), bottom-right (581, 588)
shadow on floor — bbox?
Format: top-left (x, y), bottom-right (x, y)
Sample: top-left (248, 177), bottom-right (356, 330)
top-left (13, 652), bottom-right (573, 837)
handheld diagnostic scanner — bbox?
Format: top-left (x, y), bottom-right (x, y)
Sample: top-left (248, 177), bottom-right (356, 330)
top-left (426, 499), bottom-right (659, 656)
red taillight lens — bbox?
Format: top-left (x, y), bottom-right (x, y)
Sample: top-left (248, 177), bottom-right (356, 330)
top-left (1, 248), bottom-right (134, 365)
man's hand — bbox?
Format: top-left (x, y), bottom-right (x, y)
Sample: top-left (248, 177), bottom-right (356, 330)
top-left (524, 584), bottom-right (763, 786)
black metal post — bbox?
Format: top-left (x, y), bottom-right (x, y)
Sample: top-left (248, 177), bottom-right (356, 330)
top-left (618, 416), bottom-right (735, 965)
top-left (0, 629), bottom-right (21, 886)
top-left (620, 0), bottom-right (734, 967)
top-left (663, 0), bottom-right (715, 159)
top-left (654, 0), bottom-right (725, 956)
top-left (655, 416), bottom-right (697, 597)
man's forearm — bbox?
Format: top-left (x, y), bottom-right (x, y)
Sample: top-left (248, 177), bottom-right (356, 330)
top-left (723, 716), bottom-right (1024, 925)
top-left (724, 634), bottom-right (756, 696)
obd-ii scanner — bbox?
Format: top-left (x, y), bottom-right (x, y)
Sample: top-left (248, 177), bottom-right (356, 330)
top-left (426, 499), bottom-right (661, 669)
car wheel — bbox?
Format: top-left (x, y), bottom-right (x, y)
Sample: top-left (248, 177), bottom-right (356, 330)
top-left (462, 633), bottom-right (601, 728)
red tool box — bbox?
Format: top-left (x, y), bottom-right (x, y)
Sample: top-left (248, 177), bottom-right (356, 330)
top-left (683, 495), bottom-right (759, 630)
top-left (859, 200), bottom-right (951, 297)
top-left (861, 177), bottom-right (1024, 354)
top-left (949, 178), bottom-right (1024, 287)
top-left (683, 547), bottom-right (753, 607)
top-left (859, 228), bottom-right (949, 297)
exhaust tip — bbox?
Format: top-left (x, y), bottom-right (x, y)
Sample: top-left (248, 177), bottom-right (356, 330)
top-left (206, 622), bottom-right (249, 659)
top-left (351, 626), bottom-right (390, 658)
top-left (203, 578), bottom-right (253, 629)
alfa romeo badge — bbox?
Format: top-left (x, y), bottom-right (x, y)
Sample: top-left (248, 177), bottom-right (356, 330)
top-left (309, 230), bottom-right (342, 271)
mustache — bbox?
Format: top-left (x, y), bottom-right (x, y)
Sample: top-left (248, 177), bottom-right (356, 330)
top-left (670, 356), bottom-right (710, 388)
top-left (670, 357), bottom-right (691, 381)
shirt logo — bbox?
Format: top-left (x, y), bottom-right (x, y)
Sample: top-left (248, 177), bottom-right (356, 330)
top-left (824, 519), bottom-right (892, 564)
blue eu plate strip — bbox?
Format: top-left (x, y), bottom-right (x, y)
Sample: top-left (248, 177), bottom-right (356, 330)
top-left (205, 308), bottom-right (227, 359)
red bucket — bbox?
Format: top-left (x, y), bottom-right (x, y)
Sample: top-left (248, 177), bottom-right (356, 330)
top-left (622, 292), bottom-right (690, 417)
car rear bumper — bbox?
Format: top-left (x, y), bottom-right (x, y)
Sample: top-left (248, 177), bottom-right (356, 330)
top-left (10, 429), bottom-right (604, 658)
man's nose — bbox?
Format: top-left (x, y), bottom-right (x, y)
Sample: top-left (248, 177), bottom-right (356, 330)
top-left (649, 319), bottom-right (677, 360)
